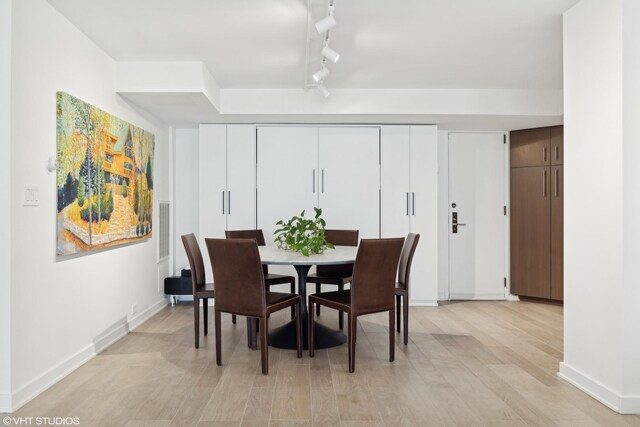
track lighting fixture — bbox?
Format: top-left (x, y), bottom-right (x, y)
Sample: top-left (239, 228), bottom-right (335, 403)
top-left (321, 46), bottom-right (340, 63)
top-left (315, 14), bottom-right (336, 34)
top-left (317, 84), bottom-right (330, 98)
top-left (312, 66), bottom-right (329, 83)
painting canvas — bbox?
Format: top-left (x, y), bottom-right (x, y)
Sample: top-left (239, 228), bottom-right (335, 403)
top-left (56, 92), bottom-right (155, 256)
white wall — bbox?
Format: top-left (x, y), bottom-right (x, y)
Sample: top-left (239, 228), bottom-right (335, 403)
top-left (437, 131), bottom-right (449, 301)
top-left (8, 0), bottom-right (170, 411)
top-left (621, 0), bottom-right (640, 403)
top-left (173, 128), bottom-right (200, 274)
top-left (561, 0), bottom-right (639, 413)
top-left (0, 0), bottom-right (13, 413)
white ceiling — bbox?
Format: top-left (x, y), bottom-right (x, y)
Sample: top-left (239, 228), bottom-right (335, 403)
top-left (48, 0), bottom-right (578, 128)
top-left (48, 0), bottom-right (579, 90)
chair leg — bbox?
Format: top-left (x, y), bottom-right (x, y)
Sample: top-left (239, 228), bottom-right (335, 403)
top-left (348, 314), bottom-right (356, 373)
top-left (295, 301), bottom-right (302, 358)
top-left (309, 300), bottom-right (315, 357)
top-left (290, 281), bottom-right (296, 320)
top-left (315, 284), bottom-right (321, 316)
top-left (247, 317), bottom-right (257, 350)
top-left (193, 297), bottom-right (200, 349)
top-left (232, 314), bottom-right (237, 324)
top-left (259, 317), bottom-right (268, 375)
top-left (338, 284), bottom-right (344, 330)
top-left (215, 309), bottom-right (222, 366)
top-left (402, 294), bottom-right (409, 346)
top-left (389, 309), bottom-right (395, 362)
top-left (395, 294), bottom-right (401, 333)
top-left (203, 298), bottom-right (208, 336)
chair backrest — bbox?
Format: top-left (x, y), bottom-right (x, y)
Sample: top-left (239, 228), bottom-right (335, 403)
top-left (181, 233), bottom-right (206, 295)
top-left (205, 238), bottom-right (266, 317)
top-left (351, 238), bottom-right (405, 315)
top-left (398, 233), bottom-right (420, 289)
top-left (317, 229), bottom-right (359, 276)
top-left (225, 229), bottom-right (269, 276)
top-left (225, 229), bottom-right (267, 246)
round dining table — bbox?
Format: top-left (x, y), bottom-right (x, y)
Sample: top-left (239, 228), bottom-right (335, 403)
top-left (258, 245), bottom-right (358, 350)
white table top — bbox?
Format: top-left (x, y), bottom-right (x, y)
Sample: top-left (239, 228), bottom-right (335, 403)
top-left (258, 245), bottom-right (357, 265)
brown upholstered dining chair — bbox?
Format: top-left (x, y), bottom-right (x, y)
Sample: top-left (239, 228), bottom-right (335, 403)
top-left (205, 238), bottom-right (302, 374)
top-left (395, 233), bottom-right (420, 345)
top-left (225, 229), bottom-right (297, 320)
top-left (181, 233), bottom-right (215, 349)
top-left (306, 229), bottom-right (359, 329)
top-left (309, 237), bottom-right (404, 372)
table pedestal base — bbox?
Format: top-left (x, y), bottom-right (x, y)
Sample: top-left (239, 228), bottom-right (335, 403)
top-left (268, 318), bottom-right (346, 350)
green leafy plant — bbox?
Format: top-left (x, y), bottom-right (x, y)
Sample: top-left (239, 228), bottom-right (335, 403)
top-left (274, 207), bottom-right (334, 256)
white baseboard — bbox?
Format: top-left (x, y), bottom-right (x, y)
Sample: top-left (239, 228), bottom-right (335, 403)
top-left (7, 298), bottom-right (168, 413)
top-left (0, 393), bottom-right (11, 413)
top-left (409, 300), bottom-right (439, 307)
top-left (448, 293), bottom-right (506, 301)
top-left (559, 362), bottom-right (640, 414)
top-left (505, 294), bottom-right (520, 301)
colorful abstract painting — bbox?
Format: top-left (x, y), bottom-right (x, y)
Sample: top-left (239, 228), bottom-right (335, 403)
top-left (56, 92), bottom-right (155, 256)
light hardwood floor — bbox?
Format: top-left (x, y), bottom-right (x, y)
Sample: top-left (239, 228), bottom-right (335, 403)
top-left (11, 301), bottom-right (640, 426)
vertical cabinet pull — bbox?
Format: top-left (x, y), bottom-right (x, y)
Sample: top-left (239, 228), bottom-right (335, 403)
top-left (412, 192), bottom-right (416, 216)
top-left (228, 191), bottom-right (231, 215)
top-left (406, 192), bottom-right (409, 216)
top-left (543, 147), bottom-right (547, 162)
top-left (321, 169), bottom-right (325, 193)
top-left (555, 146), bottom-right (559, 161)
top-left (222, 191), bottom-right (225, 214)
top-left (313, 169), bottom-right (316, 193)
top-left (555, 169), bottom-right (559, 197)
top-left (543, 170), bottom-right (547, 197)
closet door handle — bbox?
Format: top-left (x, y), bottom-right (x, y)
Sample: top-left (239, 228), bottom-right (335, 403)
top-left (543, 171), bottom-right (547, 197)
top-left (555, 169), bottom-right (559, 197)
top-left (555, 146), bottom-right (559, 161)
top-left (313, 169), bottom-right (316, 193)
top-left (412, 192), bottom-right (416, 216)
top-left (228, 191), bottom-right (231, 215)
top-left (543, 147), bottom-right (547, 162)
top-left (222, 191), bottom-right (225, 215)
top-left (406, 192), bottom-right (410, 216)
top-left (321, 169), bottom-right (325, 193)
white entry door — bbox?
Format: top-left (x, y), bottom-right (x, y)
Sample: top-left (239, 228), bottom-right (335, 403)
top-left (448, 133), bottom-right (507, 300)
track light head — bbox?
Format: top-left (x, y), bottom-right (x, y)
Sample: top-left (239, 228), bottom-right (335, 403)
top-left (315, 14), bottom-right (336, 34)
top-left (312, 67), bottom-right (329, 83)
top-left (317, 84), bottom-right (330, 98)
top-left (321, 46), bottom-right (340, 63)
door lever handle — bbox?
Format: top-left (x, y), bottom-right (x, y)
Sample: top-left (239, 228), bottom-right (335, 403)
top-left (457, 223), bottom-right (467, 226)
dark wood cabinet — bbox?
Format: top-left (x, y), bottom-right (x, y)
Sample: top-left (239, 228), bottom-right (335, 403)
top-left (510, 126), bottom-right (563, 301)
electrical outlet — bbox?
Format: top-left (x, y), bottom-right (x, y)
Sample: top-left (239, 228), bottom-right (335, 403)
top-left (131, 303), bottom-right (138, 315)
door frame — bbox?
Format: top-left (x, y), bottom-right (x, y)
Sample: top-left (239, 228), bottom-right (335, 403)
top-left (445, 131), bottom-right (510, 301)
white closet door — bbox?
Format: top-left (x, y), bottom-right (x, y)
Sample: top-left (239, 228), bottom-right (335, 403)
top-left (381, 126), bottom-right (411, 238)
top-left (409, 125), bottom-right (439, 305)
top-left (199, 124), bottom-right (226, 280)
top-left (226, 125), bottom-right (256, 230)
top-left (318, 127), bottom-right (380, 239)
top-left (256, 126), bottom-right (319, 246)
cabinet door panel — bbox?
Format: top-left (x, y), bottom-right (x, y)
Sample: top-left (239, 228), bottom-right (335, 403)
top-left (227, 125), bottom-right (256, 230)
top-left (550, 125), bottom-right (564, 165)
top-left (256, 126), bottom-right (318, 244)
top-left (318, 127), bottom-right (380, 239)
top-left (199, 124), bottom-right (227, 279)
top-left (510, 167), bottom-right (551, 298)
top-left (381, 126), bottom-right (411, 238)
top-left (551, 166), bottom-right (563, 300)
top-left (511, 127), bottom-right (551, 168)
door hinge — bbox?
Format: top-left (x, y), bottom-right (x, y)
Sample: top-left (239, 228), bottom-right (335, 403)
top-left (503, 134), bottom-right (506, 144)
top-left (503, 205), bottom-right (507, 216)
top-left (504, 277), bottom-right (507, 288)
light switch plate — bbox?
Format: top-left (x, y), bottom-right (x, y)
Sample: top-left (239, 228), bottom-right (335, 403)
top-left (24, 185), bottom-right (39, 206)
